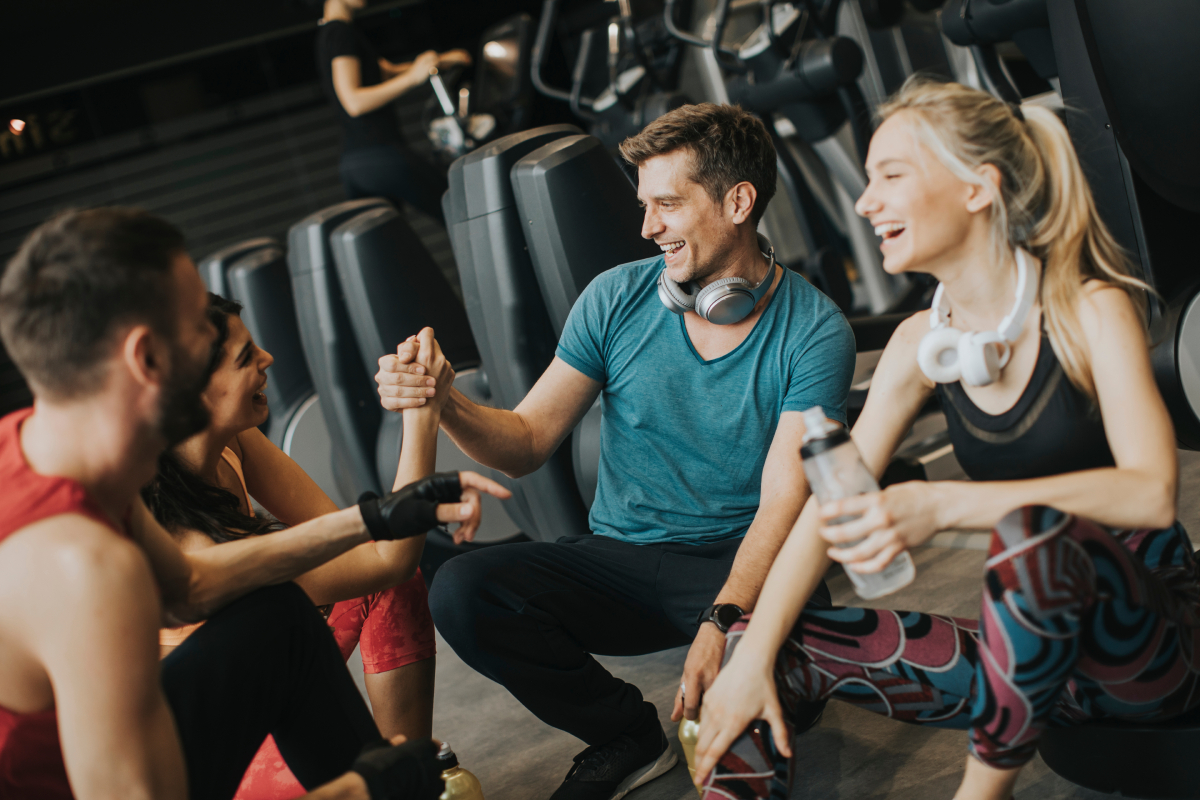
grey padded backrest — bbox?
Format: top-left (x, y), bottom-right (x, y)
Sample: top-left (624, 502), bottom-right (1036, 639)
top-left (444, 123), bottom-right (591, 541)
top-left (226, 244), bottom-right (315, 448)
top-left (513, 133), bottom-right (657, 336)
top-left (511, 134), bottom-right (656, 506)
top-left (330, 204), bottom-right (481, 490)
top-left (198, 237), bottom-right (277, 298)
top-left (331, 205), bottom-right (480, 378)
top-left (287, 198), bottom-right (390, 501)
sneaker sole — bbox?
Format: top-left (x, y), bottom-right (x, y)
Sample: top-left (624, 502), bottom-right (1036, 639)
top-left (608, 745), bottom-right (679, 800)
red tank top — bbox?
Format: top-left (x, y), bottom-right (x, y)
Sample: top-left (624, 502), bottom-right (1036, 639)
top-left (0, 407), bottom-right (126, 800)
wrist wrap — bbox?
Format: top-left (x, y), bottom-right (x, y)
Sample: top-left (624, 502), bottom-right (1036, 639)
top-left (351, 738), bottom-right (443, 800)
top-left (357, 472), bottom-right (463, 541)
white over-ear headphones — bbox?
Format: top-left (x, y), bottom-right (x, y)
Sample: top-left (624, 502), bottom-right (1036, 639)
top-left (917, 248), bottom-right (1038, 387)
top-left (657, 234), bottom-right (777, 325)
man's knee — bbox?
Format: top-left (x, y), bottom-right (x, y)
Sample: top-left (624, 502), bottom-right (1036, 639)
top-left (428, 550), bottom-right (500, 648)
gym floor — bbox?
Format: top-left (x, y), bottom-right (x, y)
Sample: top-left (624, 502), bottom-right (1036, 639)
top-left (346, 450), bottom-right (1200, 799)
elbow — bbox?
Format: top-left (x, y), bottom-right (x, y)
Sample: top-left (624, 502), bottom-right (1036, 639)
top-left (1150, 484), bottom-right (1177, 530)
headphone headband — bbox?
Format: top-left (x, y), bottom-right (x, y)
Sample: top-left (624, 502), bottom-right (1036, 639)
top-left (929, 248), bottom-right (1037, 344)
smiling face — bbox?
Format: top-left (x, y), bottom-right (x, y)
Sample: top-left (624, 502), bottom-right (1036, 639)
top-left (855, 111), bottom-right (992, 277)
top-left (637, 148), bottom-right (742, 286)
top-left (200, 314), bottom-right (273, 437)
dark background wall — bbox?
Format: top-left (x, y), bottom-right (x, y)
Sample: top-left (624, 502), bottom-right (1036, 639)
top-left (0, 0), bottom-right (570, 414)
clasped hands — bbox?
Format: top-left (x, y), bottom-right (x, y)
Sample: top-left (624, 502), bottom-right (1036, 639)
top-left (372, 327), bottom-right (509, 544)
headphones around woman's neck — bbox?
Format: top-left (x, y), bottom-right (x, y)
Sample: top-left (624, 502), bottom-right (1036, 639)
top-left (657, 234), bottom-right (777, 326)
top-left (917, 247), bottom-right (1039, 387)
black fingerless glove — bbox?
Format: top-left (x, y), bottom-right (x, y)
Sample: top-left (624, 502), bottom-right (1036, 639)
top-left (351, 737), bottom-right (444, 800)
top-left (358, 472), bottom-right (463, 541)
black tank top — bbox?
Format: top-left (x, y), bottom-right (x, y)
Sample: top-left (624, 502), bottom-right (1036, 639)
top-left (936, 333), bottom-right (1115, 482)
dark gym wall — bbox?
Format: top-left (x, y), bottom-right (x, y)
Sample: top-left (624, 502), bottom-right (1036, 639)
top-left (0, 0), bottom-right (548, 411)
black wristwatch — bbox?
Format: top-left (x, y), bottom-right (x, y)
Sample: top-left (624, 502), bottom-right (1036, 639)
top-left (698, 603), bottom-right (745, 634)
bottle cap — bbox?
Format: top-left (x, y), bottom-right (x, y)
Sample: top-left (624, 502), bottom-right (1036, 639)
top-left (436, 742), bottom-right (459, 770)
top-left (801, 406), bottom-right (838, 443)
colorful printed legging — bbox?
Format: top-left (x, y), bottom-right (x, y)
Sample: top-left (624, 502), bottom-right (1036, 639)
top-left (704, 506), bottom-right (1200, 799)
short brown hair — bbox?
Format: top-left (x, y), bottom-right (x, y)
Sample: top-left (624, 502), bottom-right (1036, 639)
top-left (618, 103), bottom-right (777, 224)
top-left (0, 208), bottom-right (185, 400)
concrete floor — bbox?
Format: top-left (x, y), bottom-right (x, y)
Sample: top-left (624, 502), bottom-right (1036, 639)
top-left (344, 450), bottom-right (1200, 799)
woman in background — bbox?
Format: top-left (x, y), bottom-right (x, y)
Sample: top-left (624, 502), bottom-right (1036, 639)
top-left (315, 0), bottom-right (470, 224)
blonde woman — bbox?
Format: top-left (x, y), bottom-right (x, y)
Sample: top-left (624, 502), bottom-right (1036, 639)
top-left (694, 77), bottom-right (1200, 800)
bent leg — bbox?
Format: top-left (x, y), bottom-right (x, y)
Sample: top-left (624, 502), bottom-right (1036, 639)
top-left (430, 537), bottom-right (689, 744)
top-left (705, 607), bottom-right (979, 799)
top-left (972, 507), bottom-right (1200, 767)
top-left (353, 571), bottom-right (438, 739)
top-left (162, 583), bottom-right (380, 800)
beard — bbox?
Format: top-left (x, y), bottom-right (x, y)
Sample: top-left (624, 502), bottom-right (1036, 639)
top-left (155, 342), bottom-right (214, 447)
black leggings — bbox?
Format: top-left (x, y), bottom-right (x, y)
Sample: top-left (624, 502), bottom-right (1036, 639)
top-left (340, 145), bottom-right (448, 226)
top-left (161, 582), bottom-right (380, 800)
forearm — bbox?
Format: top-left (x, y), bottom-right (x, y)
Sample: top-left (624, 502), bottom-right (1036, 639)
top-left (302, 773), bottom-right (368, 800)
top-left (932, 465), bottom-right (1176, 532)
top-left (733, 498), bottom-right (832, 663)
top-left (342, 70), bottom-right (425, 116)
top-left (175, 507), bottom-right (369, 620)
top-left (395, 409), bottom-right (440, 490)
top-left (714, 493), bottom-right (807, 611)
top-left (440, 388), bottom-right (545, 477)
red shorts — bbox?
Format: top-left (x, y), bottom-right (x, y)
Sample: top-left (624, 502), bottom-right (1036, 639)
top-left (233, 571), bottom-right (434, 800)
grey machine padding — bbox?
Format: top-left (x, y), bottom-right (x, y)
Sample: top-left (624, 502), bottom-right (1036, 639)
top-left (511, 133), bottom-right (659, 507)
top-left (197, 237), bottom-right (277, 298)
top-left (226, 244), bottom-right (316, 449)
top-left (444, 124), bottom-right (591, 541)
top-left (513, 133), bottom-right (658, 336)
top-left (329, 204), bottom-right (481, 492)
top-left (287, 198), bottom-right (391, 504)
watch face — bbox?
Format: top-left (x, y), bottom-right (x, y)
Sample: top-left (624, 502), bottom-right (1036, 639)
top-left (715, 604), bottom-right (743, 631)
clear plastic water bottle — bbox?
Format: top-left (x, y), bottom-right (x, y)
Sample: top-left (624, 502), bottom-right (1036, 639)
top-left (799, 406), bottom-right (915, 599)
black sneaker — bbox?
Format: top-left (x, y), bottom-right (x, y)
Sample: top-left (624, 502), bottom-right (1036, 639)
top-left (549, 708), bottom-right (678, 800)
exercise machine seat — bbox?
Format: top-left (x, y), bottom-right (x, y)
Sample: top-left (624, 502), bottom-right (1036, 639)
top-left (1043, 1), bottom-right (1200, 448)
top-left (197, 237), bottom-right (277, 298)
top-left (512, 133), bottom-right (657, 336)
top-left (329, 204), bottom-right (480, 490)
top-left (1037, 709), bottom-right (1200, 798)
top-left (226, 244), bottom-right (316, 449)
top-left (444, 124), bottom-right (591, 541)
top-left (287, 199), bottom-right (391, 503)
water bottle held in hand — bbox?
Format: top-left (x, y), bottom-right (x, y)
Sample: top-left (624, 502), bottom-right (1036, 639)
top-left (800, 406), bottom-right (915, 599)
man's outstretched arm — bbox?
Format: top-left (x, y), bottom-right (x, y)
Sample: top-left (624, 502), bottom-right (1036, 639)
top-left (376, 329), bottom-right (601, 478)
top-left (672, 410), bottom-right (813, 722)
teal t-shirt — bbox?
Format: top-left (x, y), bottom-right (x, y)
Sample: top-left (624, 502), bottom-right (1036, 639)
top-left (556, 255), bottom-right (855, 545)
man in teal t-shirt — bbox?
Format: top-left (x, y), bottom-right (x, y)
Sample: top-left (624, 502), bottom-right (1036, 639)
top-left (377, 104), bottom-right (855, 800)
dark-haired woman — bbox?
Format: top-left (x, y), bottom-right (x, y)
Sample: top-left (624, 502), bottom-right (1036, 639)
top-left (143, 294), bottom-right (501, 800)
top-left (316, 0), bottom-right (470, 224)
top-left (694, 78), bottom-right (1200, 800)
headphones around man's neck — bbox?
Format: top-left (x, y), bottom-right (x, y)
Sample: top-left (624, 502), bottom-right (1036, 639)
top-left (657, 234), bottom-right (777, 326)
top-left (917, 247), bottom-right (1039, 387)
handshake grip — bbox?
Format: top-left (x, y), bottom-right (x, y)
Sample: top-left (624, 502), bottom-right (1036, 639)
top-left (351, 737), bottom-right (444, 800)
top-left (358, 472), bottom-right (463, 541)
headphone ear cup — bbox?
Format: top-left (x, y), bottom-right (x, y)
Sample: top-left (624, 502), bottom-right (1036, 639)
top-left (957, 333), bottom-right (1002, 387)
top-left (695, 278), bottom-right (755, 325)
top-left (917, 327), bottom-right (964, 384)
top-left (657, 270), bottom-right (696, 315)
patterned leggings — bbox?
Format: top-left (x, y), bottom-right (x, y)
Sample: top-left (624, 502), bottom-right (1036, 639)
top-left (705, 507), bottom-right (1200, 799)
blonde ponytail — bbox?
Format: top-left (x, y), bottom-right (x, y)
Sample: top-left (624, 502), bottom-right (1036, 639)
top-left (878, 77), bottom-right (1150, 401)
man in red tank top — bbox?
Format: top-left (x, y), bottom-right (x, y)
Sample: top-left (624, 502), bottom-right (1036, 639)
top-left (0, 209), bottom-right (452, 800)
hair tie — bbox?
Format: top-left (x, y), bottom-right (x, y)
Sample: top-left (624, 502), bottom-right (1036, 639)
top-left (1010, 102), bottom-right (1026, 123)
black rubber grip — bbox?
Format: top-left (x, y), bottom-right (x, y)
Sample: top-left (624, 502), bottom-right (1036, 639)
top-left (351, 737), bottom-right (443, 800)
